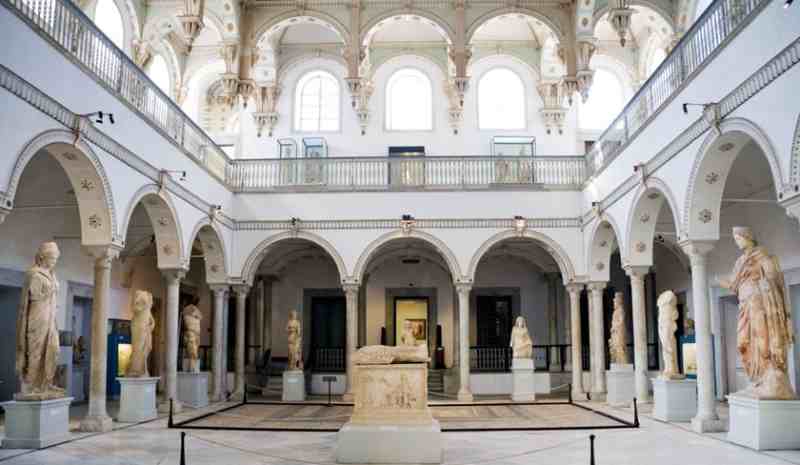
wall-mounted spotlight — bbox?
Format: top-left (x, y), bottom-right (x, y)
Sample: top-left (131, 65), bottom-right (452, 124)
top-left (77, 111), bottom-right (115, 124)
top-left (162, 170), bottom-right (187, 181)
top-left (290, 217), bottom-right (300, 227)
top-left (785, 0), bottom-right (793, 9)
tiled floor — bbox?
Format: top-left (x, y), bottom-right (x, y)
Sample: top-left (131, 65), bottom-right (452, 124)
top-left (0, 400), bottom-right (798, 465)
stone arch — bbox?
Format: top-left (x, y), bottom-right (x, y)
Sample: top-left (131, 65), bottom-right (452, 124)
top-left (83, 0), bottom-right (141, 54)
top-left (241, 231), bottom-right (348, 285)
top-left (187, 218), bottom-right (228, 284)
top-left (683, 117), bottom-right (785, 240)
top-left (625, 177), bottom-right (683, 267)
top-left (790, 113), bottom-right (800, 192)
top-left (5, 129), bottom-right (118, 245)
top-left (277, 53), bottom-right (348, 82)
top-left (468, 229), bottom-right (575, 284)
top-left (587, 215), bottom-right (624, 281)
top-left (354, 230), bottom-right (462, 284)
top-left (254, 11), bottom-right (349, 48)
top-left (468, 54), bottom-right (541, 83)
top-left (370, 52), bottom-right (449, 80)
top-left (362, 9), bottom-right (455, 46)
top-left (121, 185), bottom-right (185, 269)
top-left (466, 8), bottom-right (565, 44)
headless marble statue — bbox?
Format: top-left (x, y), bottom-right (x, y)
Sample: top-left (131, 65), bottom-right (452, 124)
top-left (510, 316), bottom-right (533, 359)
top-left (657, 290), bottom-right (683, 380)
top-left (127, 290), bottom-right (155, 377)
top-left (182, 302), bottom-right (202, 373)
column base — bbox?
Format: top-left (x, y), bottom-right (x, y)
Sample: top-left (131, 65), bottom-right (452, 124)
top-left (456, 390), bottom-right (474, 402)
top-left (158, 398), bottom-right (183, 414)
top-left (117, 377), bottom-right (159, 423)
top-left (691, 414), bottom-right (727, 433)
top-left (229, 391), bottom-right (244, 402)
top-left (79, 414), bottom-right (113, 432)
top-left (571, 388), bottom-right (586, 401)
top-left (590, 391), bottom-right (607, 402)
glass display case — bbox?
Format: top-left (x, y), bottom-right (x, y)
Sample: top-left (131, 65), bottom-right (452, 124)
top-left (491, 136), bottom-right (535, 184)
top-left (302, 137), bottom-right (328, 158)
top-left (491, 136), bottom-right (535, 157)
top-left (277, 138), bottom-right (297, 158)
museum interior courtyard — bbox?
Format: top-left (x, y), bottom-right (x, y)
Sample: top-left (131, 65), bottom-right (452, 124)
top-left (0, 0), bottom-right (799, 461)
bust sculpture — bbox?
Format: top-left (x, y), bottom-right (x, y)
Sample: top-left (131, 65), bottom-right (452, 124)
top-left (182, 301), bottom-right (202, 373)
top-left (510, 316), bottom-right (533, 359)
top-left (15, 242), bottom-right (64, 400)
top-left (657, 290), bottom-right (683, 380)
top-left (287, 310), bottom-right (303, 371)
top-left (609, 292), bottom-right (629, 364)
top-left (126, 290), bottom-right (156, 377)
top-left (720, 226), bottom-right (796, 399)
top-left (400, 320), bottom-right (416, 346)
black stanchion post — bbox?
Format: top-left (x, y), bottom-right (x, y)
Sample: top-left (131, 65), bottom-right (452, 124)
top-left (168, 398), bottom-right (174, 428)
top-left (633, 397), bottom-right (640, 427)
top-left (589, 434), bottom-right (596, 465)
top-left (180, 431), bottom-right (187, 465)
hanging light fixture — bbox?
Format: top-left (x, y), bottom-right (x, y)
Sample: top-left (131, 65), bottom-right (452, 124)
top-left (608, 0), bottom-right (634, 47)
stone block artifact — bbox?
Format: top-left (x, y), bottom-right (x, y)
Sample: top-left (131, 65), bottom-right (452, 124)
top-left (182, 302), bottom-right (202, 373)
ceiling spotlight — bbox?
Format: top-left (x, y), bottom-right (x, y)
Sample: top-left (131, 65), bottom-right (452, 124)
top-left (785, 0), bottom-right (793, 8)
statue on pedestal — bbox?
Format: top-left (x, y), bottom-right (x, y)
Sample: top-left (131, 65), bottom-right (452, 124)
top-left (510, 316), bottom-right (533, 359)
top-left (182, 301), bottom-right (202, 373)
top-left (609, 292), bottom-right (629, 364)
top-left (720, 226), bottom-right (796, 400)
top-left (126, 290), bottom-right (155, 377)
top-left (15, 242), bottom-right (64, 400)
top-left (657, 290), bottom-right (683, 380)
top-left (287, 310), bottom-right (303, 371)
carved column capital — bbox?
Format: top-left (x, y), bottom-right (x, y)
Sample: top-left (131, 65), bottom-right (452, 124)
top-left (566, 283), bottom-right (585, 295)
top-left (84, 245), bottom-right (121, 269)
top-left (342, 281), bottom-right (360, 297)
top-left (454, 280), bottom-right (473, 295)
top-left (679, 240), bottom-right (715, 265)
top-left (232, 284), bottom-right (251, 298)
top-left (209, 284), bottom-right (230, 296)
top-left (623, 265), bottom-right (650, 280)
top-left (586, 281), bottom-right (607, 293)
top-left (161, 268), bottom-right (187, 283)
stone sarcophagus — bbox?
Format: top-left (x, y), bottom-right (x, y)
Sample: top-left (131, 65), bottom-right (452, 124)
top-left (350, 363), bottom-right (431, 425)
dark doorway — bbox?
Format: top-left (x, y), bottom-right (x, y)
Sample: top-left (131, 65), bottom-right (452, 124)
top-left (310, 296), bottom-right (346, 371)
top-left (476, 296), bottom-right (512, 347)
top-left (0, 285), bottom-right (22, 401)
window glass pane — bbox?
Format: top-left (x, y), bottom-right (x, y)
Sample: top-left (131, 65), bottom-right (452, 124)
top-left (147, 55), bottom-right (171, 94)
top-left (95, 0), bottom-right (124, 49)
top-left (386, 68), bottom-right (432, 131)
top-left (295, 71), bottom-right (340, 132)
top-left (578, 68), bottom-right (624, 131)
top-left (478, 68), bottom-right (525, 130)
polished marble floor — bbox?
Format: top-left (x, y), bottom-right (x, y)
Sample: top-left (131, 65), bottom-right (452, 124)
top-left (0, 400), bottom-right (799, 465)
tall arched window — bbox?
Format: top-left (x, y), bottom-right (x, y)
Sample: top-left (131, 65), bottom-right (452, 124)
top-left (294, 70), bottom-right (340, 132)
top-left (94, 0), bottom-right (124, 49)
top-left (146, 55), bottom-right (171, 95)
top-left (386, 68), bottom-right (432, 131)
top-left (646, 47), bottom-right (668, 77)
top-left (579, 68), bottom-right (625, 131)
top-left (478, 68), bottom-right (525, 130)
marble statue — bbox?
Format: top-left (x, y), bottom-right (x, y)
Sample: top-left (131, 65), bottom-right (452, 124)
top-left (400, 320), bottom-right (417, 346)
top-left (720, 226), bottom-right (796, 400)
top-left (15, 242), bottom-right (64, 400)
top-left (510, 316), bottom-right (533, 359)
top-left (182, 302), bottom-right (202, 373)
top-left (126, 290), bottom-right (156, 377)
top-left (287, 310), bottom-right (303, 371)
top-left (353, 344), bottom-right (430, 365)
top-left (609, 292), bottom-right (629, 364)
top-left (657, 290), bottom-right (683, 380)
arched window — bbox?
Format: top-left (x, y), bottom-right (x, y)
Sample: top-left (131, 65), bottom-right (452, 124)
top-left (478, 68), bottom-right (525, 130)
top-left (146, 54), bottom-right (171, 95)
top-left (94, 0), bottom-right (124, 49)
top-left (579, 68), bottom-right (625, 131)
top-left (646, 47), bottom-right (668, 77)
top-left (294, 70), bottom-right (340, 132)
top-left (386, 68), bottom-right (432, 131)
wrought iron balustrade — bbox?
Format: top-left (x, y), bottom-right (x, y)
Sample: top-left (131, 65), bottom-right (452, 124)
top-left (311, 347), bottom-right (345, 372)
top-left (585, 0), bottom-right (769, 178)
top-left (228, 156), bottom-right (586, 192)
top-left (470, 344), bottom-right (573, 372)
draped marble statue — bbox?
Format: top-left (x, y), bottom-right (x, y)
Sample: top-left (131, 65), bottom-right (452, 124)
top-left (182, 302), bottom-right (202, 373)
top-left (287, 310), bottom-right (303, 371)
top-left (609, 292), bottom-right (629, 364)
top-left (720, 226), bottom-right (796, 400)
top-left (510, 316), bottom-right (533, 359)
top-left (15, 242), bottom-right (64, 400)
top-left (126, 290), bottom-right (155, 377)
top-left (657, 290), bottom-right (683, 380)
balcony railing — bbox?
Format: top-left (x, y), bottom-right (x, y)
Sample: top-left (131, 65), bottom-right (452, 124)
top-left (3, 0), bottom-right (230, 180)
top-left (585, 0), bottom-right (768, 178)
top-left (311, 347), bottom-right (346, 372)
top-left (470, 344), bottom-right (573, 372)
top-left (228, 156), bottom-right (586, 192)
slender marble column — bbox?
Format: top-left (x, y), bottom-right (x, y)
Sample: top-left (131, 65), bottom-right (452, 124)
top-left (261, 279), bottom-right (271, 352)
top-left (626, 266), bottom-right (651, 402)
top-left (159, 269), bottom-right (185, 413)
top-left (80, 246), bottom-right (118, 432)
top-left (342, 282), bottom-right (359, 401)
top-left (681, 241), bottom-right (725, 432)
top-left (255, 279), bottom-right (264, 365)
top-left (221, 292), bottom-right (230, 394)
top-left (588, 281), bottom-right (607, 400)
top-left (566, 283), bottom-right (585, 398)
top-left (456, 282), bottom-right (473, 401)
top-left (210, 285), bottom-right (228, 401)
top-left (232, 285), bottom-right (249, 400)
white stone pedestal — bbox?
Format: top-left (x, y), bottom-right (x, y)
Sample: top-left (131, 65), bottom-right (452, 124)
top-left (1, 397), bottom-right (73, 449)
top-left (652, 378), bottom-right (696, 422)
top-left (727, 394), bottom-right (800, 451)
top-left (117, 377), bottom-right (159, 423)
top-left (511, 359), bottom-right (535, 402)
top-left (177, 372), bottom-right (209, 408)
top-left (606, 364), bottom-right (635, 407)
top-left (282, 371), bottom-right (306, 401)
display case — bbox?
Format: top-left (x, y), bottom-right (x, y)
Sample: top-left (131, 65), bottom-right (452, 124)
top-left (491, 137), bottom-right (535, 184)
top-left (302, 137), bottom-right (328, 158)
top-left (277, 138), bottom-right (298, 158)
top-left (491, 136), bottom-right (536, 157)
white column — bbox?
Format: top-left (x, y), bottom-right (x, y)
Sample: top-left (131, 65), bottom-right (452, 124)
top-left (681, 241), bottom-right (725, 432)
top-left (261, 279), bottom-right (271, 353)
top-left (255, 279), bottom-right (264, 364)
top-left (80, 246), bottom-right (118, 432)
top-left (456, 282), bottom-right (473, 401)
top-left (342, 282), bottom-right (359, 401)
top-left (210, 285), bottom-right (228, 401)
top-left (232, 285), bottom-right (249, 400)
top-left (221, 292), bottom-right (230, 394)
top-left (159, 269), bottom-right (185, 413)
top-left (626, 266), bottom-right (651, 402)
top-left (588, 281), bottom-right (607, 400)
top-left (567, 283), bottom-right (585, 398)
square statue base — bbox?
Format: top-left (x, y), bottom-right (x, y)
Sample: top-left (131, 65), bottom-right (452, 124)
top-left (511, 359), bottom-right (535, 402)
top-left (1, 397), bottom-right (73, 449)
top-left (606, 364), bottom-right (634, 407)
top-left (727, 394), bottom-right (800, 450)
top-left (283, 371), bottom-right (306, 401)
top-left (117, 377), bottom-right (159, 422)
top-left (177, 372), bottom-right (209, 408)
top-left (652, 378), bottom-right (696, 422)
